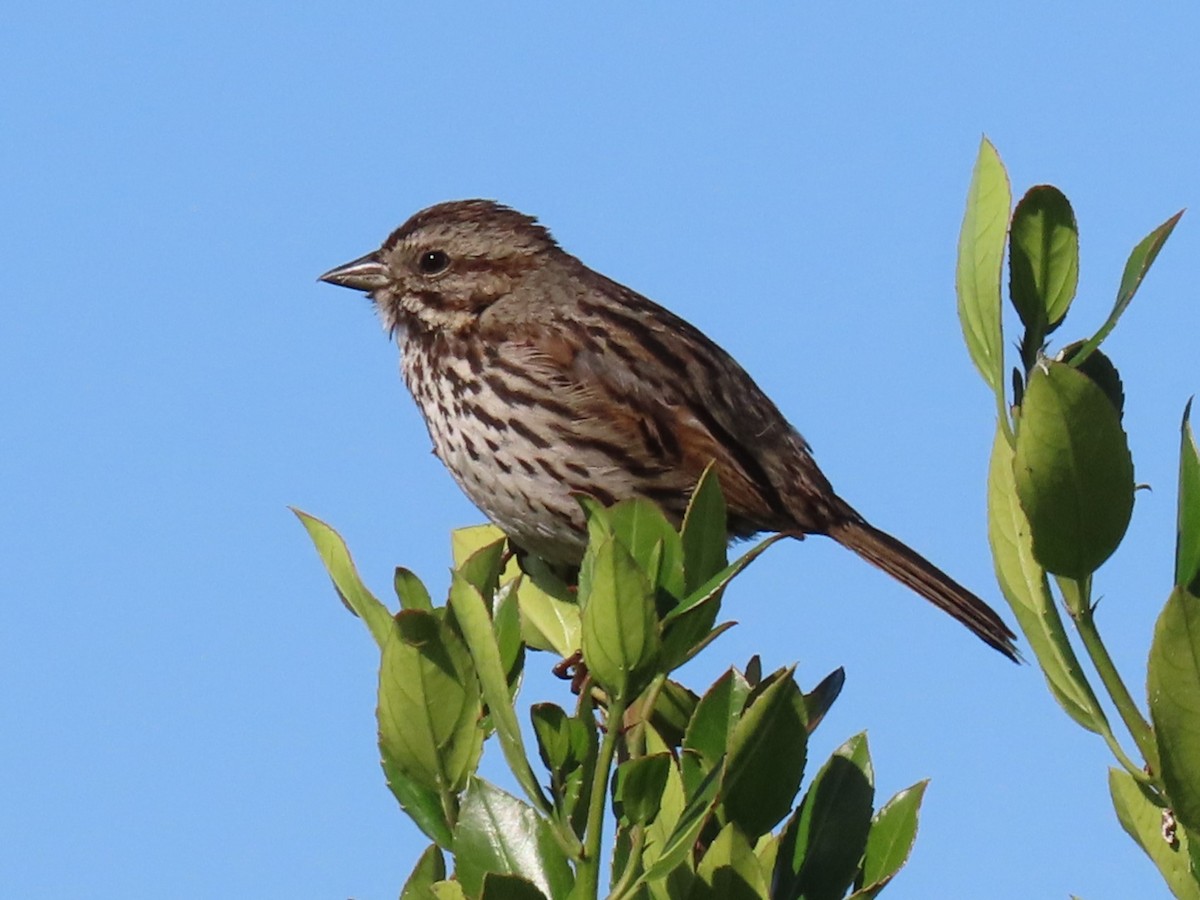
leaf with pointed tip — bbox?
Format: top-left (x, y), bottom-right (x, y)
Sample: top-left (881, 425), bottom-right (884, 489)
top-left (684, 668), bottom-right (752, 769)
top-left (293, 509), bottom-right (392, 648)
top-left (956, 136), bottom-right (1011, 394)
top-left (451, 566), bottom-right (548, 813)
top-left (401, 844), bottom-right (446, 899)
top-left (722, 669), bottom-right (808, 839)
top-left (851, 780), bottom-right (929, 898)
top-left (774, 734), bottom-right (874, 900)
top-left (1070, 210), bottom-right (1183, 367)
top-left (802, 668), bottom-right (846, 735)
top-left (609, 498), bottom-right (686, 600)
top-left (665, 534), bottom-right (786, 625)
top-left (681, 463), bottom-right (729, 595)
top-left (1178, 400), bottom-right (1200, 593)
top-left (395, 567), bottom-right (434, 613)
top-left (579, 535), bottom-right (660, 700)
top-left (456, 535), bottom-right (508, 605)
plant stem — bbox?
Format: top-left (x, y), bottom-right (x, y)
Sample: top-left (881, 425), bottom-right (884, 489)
top-left (1073, 601), bottom-right (1160, 776)
top-left (608, 825), bottom-right (646, 900)
top-left (576, 691), bottom-right (628, 900)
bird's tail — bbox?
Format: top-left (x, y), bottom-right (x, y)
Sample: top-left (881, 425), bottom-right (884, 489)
top-left (827, 516), bottom-right (1018, 661)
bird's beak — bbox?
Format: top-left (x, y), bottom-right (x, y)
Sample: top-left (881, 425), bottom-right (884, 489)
top-left (318, 251), bottom-right (390, 291)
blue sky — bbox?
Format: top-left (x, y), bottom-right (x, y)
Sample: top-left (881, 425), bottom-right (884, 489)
top-left (3, 3), bottom-right (1198, 897)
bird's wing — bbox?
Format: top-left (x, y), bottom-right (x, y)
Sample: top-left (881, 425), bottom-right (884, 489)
top-left (480, 306), bottom-right (802, 534)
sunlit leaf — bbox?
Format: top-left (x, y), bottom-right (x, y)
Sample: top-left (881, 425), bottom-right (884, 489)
top-left (1070, 210), bottom-right (1184, 367)
top-left (1009, 185), bottom-right (1079, 339)
top-left (378, 611), bottom-right (482, 794)
top-left (681, 463), bottom-right (729, 594)
top-left (1014, 361), bottom-right (1134, 577)
top-left (455, 778), bottom-right (573, 900)
top-left (451, 564), bottom-right (548, 813)
top-left (1178, 399), bottom-right (1200, 593)
top-left (579, 535), bottom-right (660, 699)
top-left (851, 780), bottom-right (929, 898)
top-left (722, 669), bottom-right (808, 839)
top-left (693, 822), bottom-right (768, 900)
top-left (293, 509), bottom-right (392, 648)
top-left (401, 844), bottom-right (446, 899)
top-left (1108, 769), bottom-right (1200, 899)
top-left (1148, 585), bottom-right (1200, 833)
top-left (956, 136), bottom-right (1011, 394)
top-left (987, 430), bottom-right (1104, 731)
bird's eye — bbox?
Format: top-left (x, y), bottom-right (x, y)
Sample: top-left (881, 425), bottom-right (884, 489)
top-left (418, 249), bottom-right (451, 275)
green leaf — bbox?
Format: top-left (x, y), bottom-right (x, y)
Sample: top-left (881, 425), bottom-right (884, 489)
top-left (802, 667), bottom-right (845, 735)
top-left (452, 524), bottom-right (510, 570)
top-left (1108, 768), bottom-right (1200, 900)
top-left (454, 778), bottom-right (574, 900)
top-left (956, 136), bottom-right (1011, 394)
top-left (640, 738), bottom-right (688, 883)
top-left (378, 751), bottom-right (454, 849)
top-left (615, 753), bottom-right (673, 826)
top-left (646, 678), bottom-right (699, 749)
top-left (515, 570), bottom-right (581, 657)
top-left (1009, 185), bottom-right (1079, 339)
top-left (450, 565), bottom-right (549, 813)
top-left (1178, 400), bottom-right (1200, 593)
top-left (681, 463), bottom-right (729, 595)
top-left (530, 703), bottom-right (592, 778)
top-left (665, 533), bottom-right (786, 625)
top-left (579, 535), bottom-right (661, 699)
top-left (693, 822), bottom-right (769, 900)
top-left (456, 534), bottom-right (508, 605)
top-left (1149, 585), bottom-right (1200, 834)
top-left (292, 509), bottom-right (393, 648)
top-left (378, 611), bottom-right (482, 795)
top-left (684, 668), bottom-right (752, 769)
top-left (1060, 343), bottom-right (1125, 418)
top-left (1014, 360), bottom-right (1135, 578)
top-left (493, 584), bottom-right (525, 695)
top-left (643, 761), bottom-right (725, 881)
top-left (609, 498), bottom-right (686, 600)
top-left (395, 567), bottom-right (434, 613)
top-left (851, 780), bottom-right (929, 898)
top-left (430, 881), bottom-right (468, 900)
top-left (480, 873), bottom-right (550, 900)
top-left (987, 429), bottom-right (1104, 731)
top-left (721, 668), bottom-right (808, 839)
top-left (774, 734), bottom-right (874, 900)
top-left (401, 844), bottom-right (446, 899)
top-left (1070, 210), bottom-right (1184, 367)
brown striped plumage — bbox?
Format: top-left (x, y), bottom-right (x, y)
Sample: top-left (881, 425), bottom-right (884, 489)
top-left (320, 200), bottom-right (1018, 660)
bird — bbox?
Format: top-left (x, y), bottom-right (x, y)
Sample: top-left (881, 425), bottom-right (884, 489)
top-left (319, 199), bottom-right (1017, 660)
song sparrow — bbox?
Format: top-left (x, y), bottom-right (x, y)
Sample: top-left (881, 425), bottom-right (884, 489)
top-left (320, 200), bottom-right (1017, 660)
